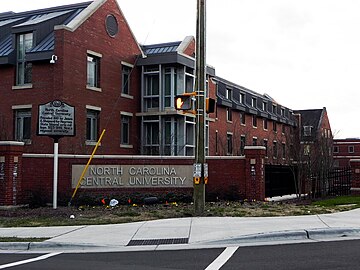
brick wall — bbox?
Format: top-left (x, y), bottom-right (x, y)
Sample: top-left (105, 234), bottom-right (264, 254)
top-left (0, 141), bottom-right (267, 206)
top-left (0, 142), bottom-right (24, 205)
top-left (350, 159), bottom-right (360, 195)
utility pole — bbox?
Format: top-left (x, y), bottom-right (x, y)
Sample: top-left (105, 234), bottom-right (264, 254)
top-left (194, 0), bottom-right (206, 215)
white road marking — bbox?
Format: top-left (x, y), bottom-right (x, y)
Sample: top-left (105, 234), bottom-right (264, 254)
top-left (205, 246), bottom-right (239, 270)
top-left (0, 252), bottom-right (62, 269)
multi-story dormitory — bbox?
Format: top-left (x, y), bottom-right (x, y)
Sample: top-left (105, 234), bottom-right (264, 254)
top-left (0, 0), bottom-right (313, 162)
top-left (0, 0), bottom-right (334, 205)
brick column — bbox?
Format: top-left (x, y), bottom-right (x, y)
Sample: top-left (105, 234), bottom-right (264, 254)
top-left (0, 141), bottom-right (24, 206)
top-left (244, 146), bottom-right (266, 201)
top-left (350, 159), bottom-right (360, 195)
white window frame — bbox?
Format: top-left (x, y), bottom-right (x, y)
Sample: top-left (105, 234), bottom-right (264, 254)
top-left (87, 50), bottom-right (102, 91)
top-left (121, 61), bottom-right (133, 98)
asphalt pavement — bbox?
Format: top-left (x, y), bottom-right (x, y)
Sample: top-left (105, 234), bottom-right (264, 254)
top-left (0, 208), bottom-right (360, 253)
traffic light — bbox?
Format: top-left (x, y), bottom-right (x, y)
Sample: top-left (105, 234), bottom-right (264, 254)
top-left (175, 92), bottom-right (196, 111)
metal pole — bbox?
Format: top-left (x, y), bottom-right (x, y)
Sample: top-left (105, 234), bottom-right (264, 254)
top-left (53, 139), bottom-right (59, 209)
top-left (194, 0), bottom-right (206, 215)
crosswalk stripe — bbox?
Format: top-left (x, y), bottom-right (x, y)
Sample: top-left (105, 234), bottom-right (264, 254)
top-left (205, 246), bottom-right (239, 270)
top-left (0, 252), bottom-right (62, 269)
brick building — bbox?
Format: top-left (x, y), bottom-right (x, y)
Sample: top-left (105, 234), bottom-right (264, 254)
top-left (333, 138), bottom-right (360, 167)
top-left (0, 0), bottom-right (304, 165)
top-left (0, 0), bottom-right (336, 205)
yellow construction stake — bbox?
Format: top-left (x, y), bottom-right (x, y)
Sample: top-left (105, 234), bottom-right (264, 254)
top-left (69, 129), bottom-right (106, 205)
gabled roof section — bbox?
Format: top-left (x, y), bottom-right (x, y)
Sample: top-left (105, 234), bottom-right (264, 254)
top-left (0, 1), bottom-right (92, 64)
top-left (295, 109), bottom-right (323, 129)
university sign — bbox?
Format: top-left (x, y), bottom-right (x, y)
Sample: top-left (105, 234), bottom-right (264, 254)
top-left (72, 165), bottom-right (193, 188)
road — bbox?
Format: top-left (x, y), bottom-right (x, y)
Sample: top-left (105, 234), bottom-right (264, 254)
top-left (0, 240), bottom-right (359, 269)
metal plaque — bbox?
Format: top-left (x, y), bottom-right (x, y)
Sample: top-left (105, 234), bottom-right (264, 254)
top-left (38, 100), bottom-right (75, 137)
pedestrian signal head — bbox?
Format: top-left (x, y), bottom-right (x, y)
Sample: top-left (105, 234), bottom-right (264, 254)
top-left (175, 95), bottom-right (193, 110)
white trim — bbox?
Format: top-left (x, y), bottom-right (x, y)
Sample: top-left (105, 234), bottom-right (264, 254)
top-left (22, 153), bottom-right (245, 160)
top-left (120, 93), bottom-right (134, 99)
top-left (177, 36), bottom-right (194, 53)
top-left (87, 50), bottom-right (102, 58)
top-left (12, 104), bottom-right (32, 110)
top-left (86, 85), bottom-right (102, 92)
top-left (120, 111), bottom-right (133, 117)
top-left (0, 141), bottom-right (24, 146)
top-left (55, 0), bottom-right (106, 32)
top-left (120, 144), bottom-right (133, 149)
top-left (85, 141), bottom-right (101, 146)
top-left (12, 84), bottom-right (33, 90)
top-left (244, 146), bottom-right (266, 151)
top-left (121, 61), bottom-right (134, 68)
top-left (86, 105), bottom-right (101, 111)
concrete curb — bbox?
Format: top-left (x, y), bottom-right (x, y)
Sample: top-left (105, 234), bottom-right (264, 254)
top-left (202, 227), bottom-right (360, 245)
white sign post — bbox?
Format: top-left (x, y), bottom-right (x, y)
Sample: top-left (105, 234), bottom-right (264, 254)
top-left (38, 100), bottom-right (75, 209)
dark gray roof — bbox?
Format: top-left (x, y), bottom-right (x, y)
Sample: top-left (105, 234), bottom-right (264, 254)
top-left (142, 41), bottom-right (181, 55)
top-left (295, 109), bottom-right (323, 128)
top-left (0, 1), bottom-right (91, 64)
top-left (215, 76), bottom-right (296, 126)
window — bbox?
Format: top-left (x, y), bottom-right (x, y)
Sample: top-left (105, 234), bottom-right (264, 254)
top-left (240, 93), bottom-right (245, 104)
top-left (163, 117), bottom-right (178, 156)
top-left (333, 146), bottom-right (339, 153)
top-left (226, 88), bottom-right (232, 100)
top-left (240, 135), bottom-right (246, 155)
top-left (86, 110), bottom-right (99, 142)
top-left (87, 54), bottom-right (101, 88)
top-left (273, 141), bottom-right (278, 158)
top-left (263, 119), bottom-right (268, 130)
top-left (164, 67), bottom-right (177, 108)
top-left (143, 118), bottom-right (160, 155)
top-left (240, 111), bottom-right (246, 125)
top-left (262, 102), bottom-right (267, 111)
top-left (252, 115), bottom-right (257, 127)
top-left (252, 97), bottom-right (257, 108)
top-left (227, 108), bottom-right (232, 122)
top-left (282, 143), bottom-right (286, 159)
top-left (121, 115), bottom-right (131, 145)
top-left (185, 67), bottom-right (194, 93)
top-left (349, 146), bottom-right (354, 153)
top-left (16, 33), bottom-right (33, 85)
top-left (281, 108), bottom-right (285, 116)
top-left (121, 64), bottom-right (131, 95)
top-left (15, 109), bottom-right (31, 142)
top-left (252, 137), bottom-right (257, 146)
top-left (303, 126), bottom-right (312, 136)
top-left (272, 104), bottom-right (277, 114)
top-left (282, 124), bottom-right (286, 134)
top-left (144, 67), bottom-right (160, 110)
top-left (273, 121), bottom-right (277, 132)
top-left (263, 139), bottom-right (268, 156)
top-left (227, 133), bottom-right (233, 155)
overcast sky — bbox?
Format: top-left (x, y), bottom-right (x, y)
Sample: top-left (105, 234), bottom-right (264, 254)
top-left (2, 0), bottom-right (359, 139)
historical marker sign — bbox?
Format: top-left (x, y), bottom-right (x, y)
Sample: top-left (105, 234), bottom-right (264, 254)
top-left (38, 100), bottom-right (75, 137)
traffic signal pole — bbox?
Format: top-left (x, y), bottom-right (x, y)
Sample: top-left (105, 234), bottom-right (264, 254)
top-left (194, 0), bottom-right (206, 215)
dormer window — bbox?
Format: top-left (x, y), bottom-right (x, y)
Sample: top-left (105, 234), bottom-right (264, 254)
top-left (262, 102), bottom-right (267, 111)
top-left (226, 88), bottom-right (232, 100)
top-left (252, 97), bottom-right (257, 108)
top-left (240, 93), bottom-right (245, 104)
top-left (16, 32), bottom-right (33, 85)
top-left (303, 126), bottom-right (312, 136)
top-left (272, 104), bottom-right (277, 114)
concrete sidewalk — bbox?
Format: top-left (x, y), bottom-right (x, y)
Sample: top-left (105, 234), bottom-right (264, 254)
top-left (0, 209), bottom-right (359, 252)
